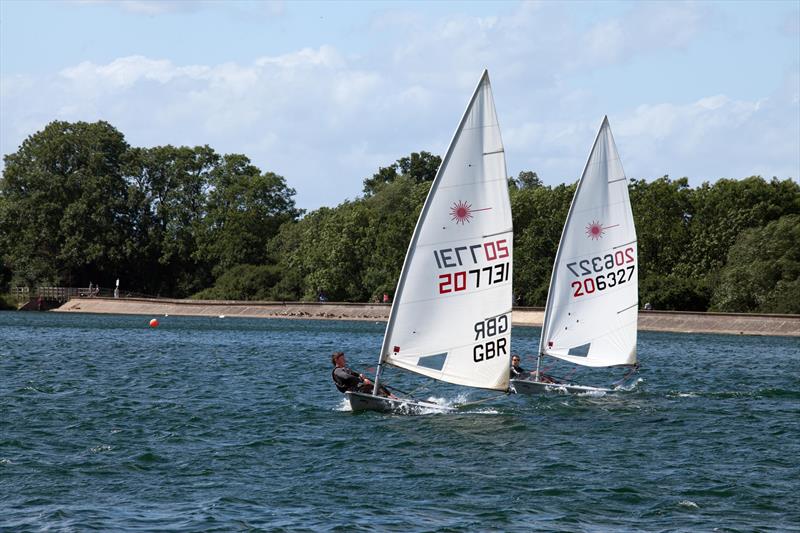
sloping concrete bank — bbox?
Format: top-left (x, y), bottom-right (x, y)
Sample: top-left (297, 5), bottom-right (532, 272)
top-left (55, 297), bottom-right (391, 321)
top-left (637, 310), bottom-right (800, 337)
top-left (54, 297), bottom-right (800, 337)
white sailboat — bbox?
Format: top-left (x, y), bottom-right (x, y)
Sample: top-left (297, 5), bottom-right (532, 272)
top-left (347, 70), bottom-right (514, 413)
top-left (511, 117), bottom-right (639, 395)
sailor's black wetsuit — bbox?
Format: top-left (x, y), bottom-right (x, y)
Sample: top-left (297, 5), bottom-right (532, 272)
top-left (332, 366), bottom-right (371, 394)
top-left (510, 364), bottom-right (528, 380)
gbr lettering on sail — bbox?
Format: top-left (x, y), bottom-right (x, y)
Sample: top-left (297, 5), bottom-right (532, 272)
top-left (432, 238), bottom-right (511, 363)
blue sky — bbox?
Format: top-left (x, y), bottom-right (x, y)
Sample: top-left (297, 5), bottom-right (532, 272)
top-left (1, 0), bottom-right (798, 210)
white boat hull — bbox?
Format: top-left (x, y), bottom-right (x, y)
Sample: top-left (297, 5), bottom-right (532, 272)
top-left (345, 391), bottom-right (455, 414)
top-left (509, 378), bottom-right (612, 395)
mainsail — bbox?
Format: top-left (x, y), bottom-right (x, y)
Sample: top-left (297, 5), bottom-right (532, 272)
top-left (377, 70), bottom-right (513, 391)
top-left (538, 117), bottom-right (638, 368)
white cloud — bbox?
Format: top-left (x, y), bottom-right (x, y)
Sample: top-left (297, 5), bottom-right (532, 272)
top-left (579, 2), bottom-right (708, 68)
top-left (583, 20), bottom-right (626, 65)
top-left (3, 47), bottom-right (425, 207)
top-left (2, 3), bottom-right (797, 209)
top-left (114, 1), bottom-right (188, 15)
top-left (618, 95), bottom-right (763, 143)
top-left (74, 0), bottom-right (204, 15)
top-left (504, 82), bottom-right (797, 186)
top-left (255, 45), bottom-right (344, 70)
top-left (60, 56), bottom-right (182, 87)
top-left (370, 0), bottom-right (713, 117)
top-left (332, 71), bottom-right (382, 107)
top-left (74, 0), bottom-right (286, 17)
top-left (613, 90), bottom-right (793, 181)
top-left (630, 2), bottom-right (707, 49)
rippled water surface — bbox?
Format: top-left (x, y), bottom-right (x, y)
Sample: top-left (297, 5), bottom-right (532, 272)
top-left (1, 312), bottom-right (798, 531)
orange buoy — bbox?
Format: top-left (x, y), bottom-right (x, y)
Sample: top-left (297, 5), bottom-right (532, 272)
top-left (149, 318), bottom-right (159, 328)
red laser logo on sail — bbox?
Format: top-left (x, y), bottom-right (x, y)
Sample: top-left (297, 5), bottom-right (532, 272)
top-left (585, 220), bottom-right (619, 240)
top-left (450, 200), bottom-right (492, 225)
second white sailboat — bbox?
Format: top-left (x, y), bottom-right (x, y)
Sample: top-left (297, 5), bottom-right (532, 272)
top-left (512, 117), bottom-right (639, 395)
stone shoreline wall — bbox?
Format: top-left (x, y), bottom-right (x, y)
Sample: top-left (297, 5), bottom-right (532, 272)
top-left (53, 297), bottom-right (800, 337)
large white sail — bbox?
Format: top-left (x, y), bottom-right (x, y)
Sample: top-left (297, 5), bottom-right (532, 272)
top-left (378, 70), bottom-right (513, 391)
top-left (538, 117), bottom-right (637, 368)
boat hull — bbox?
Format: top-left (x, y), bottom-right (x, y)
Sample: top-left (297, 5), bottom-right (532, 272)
top-left (345, 391), bottom-right (454, 414)
top-left (509, 379), bottom-right (612, 395)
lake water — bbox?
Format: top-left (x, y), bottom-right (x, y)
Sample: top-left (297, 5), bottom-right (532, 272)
top-left (1, 312), bottom-right (798, 532)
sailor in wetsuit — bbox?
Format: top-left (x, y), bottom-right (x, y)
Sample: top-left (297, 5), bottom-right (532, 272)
top-left (331, 352), bottom-right (395, 397)
top-left (509, 354), bottom-right (528, 379)
top-left (510, 354), bottom-right (558, 383)
top-left (331, 352), bottom-right (374, 393)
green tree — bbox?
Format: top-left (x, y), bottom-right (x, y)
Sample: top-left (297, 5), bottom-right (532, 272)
top-left (509, 171), bottom-right (543, 190)
top-left (685, 176), bottom-right (800, 278)
top-left (0, 120), bottom-right (130, 287)
top-left (509, 181), bottom-right (575, 306)
top-left (266, 219), bottom-right (306, 301)
top-left (269, 165), bottom-right (433, 302)
top-left (638, 274), bottom-right (712, 311)
top-left (267, 205), bottom-right (365, 302)
top-left (629, 176), bottom-right (693, 278)
top-left (301, 202), bottom-right (373, 301)
top-left (123, 144), bottom-right (218, 296)
top-left (360, 177), bottom-right (431, 300)
top-left (197, 154), bottom-right (302, 275)
top-left (362, 151), bottom-right (441, 195)
top-left (711, 214), bottom-right (800, 313)
top-left (627, 176), bottom-right (709, 309)
top-left (0, 192), bottom-right (12, 291)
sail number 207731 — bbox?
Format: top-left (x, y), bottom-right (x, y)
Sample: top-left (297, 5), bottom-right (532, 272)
top-left (434, 239), bottom-right (510, 294)
top-left (567, 247), bottom-right (635, 298)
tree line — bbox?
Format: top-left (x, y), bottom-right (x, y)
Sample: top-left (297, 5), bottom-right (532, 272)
top-left (1, 120), bottom-right (798, 313)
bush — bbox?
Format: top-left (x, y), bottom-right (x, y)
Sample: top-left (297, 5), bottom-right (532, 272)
top-left (711, 215), bottom-right (800, 313)
top-left (192, 264), bottom-right (281, 301)
top-left (640, 274), bottom-right (712, 311)
top-left (0, 293), bottom-right (17, 310)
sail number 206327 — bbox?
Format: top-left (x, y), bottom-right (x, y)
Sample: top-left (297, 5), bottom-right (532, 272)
top-left (567, 247), bottom-right (635, 298)
top-left (434, 239), bottom-right (510, 294)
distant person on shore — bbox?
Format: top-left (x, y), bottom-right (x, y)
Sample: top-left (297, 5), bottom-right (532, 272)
top-left (382, 293), bottom-right (390, 303)
top-left (331, 352), bottom-right (394, 398)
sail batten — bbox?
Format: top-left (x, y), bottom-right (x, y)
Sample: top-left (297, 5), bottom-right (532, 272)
top-left (437, 177), bottom-right (508, 190)
top-left (483, 229), bottom-right (514, 239)
top-left (378, 70), bottom-right (513, 391)
top-left (539, 118), bottom-right (638, 368)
